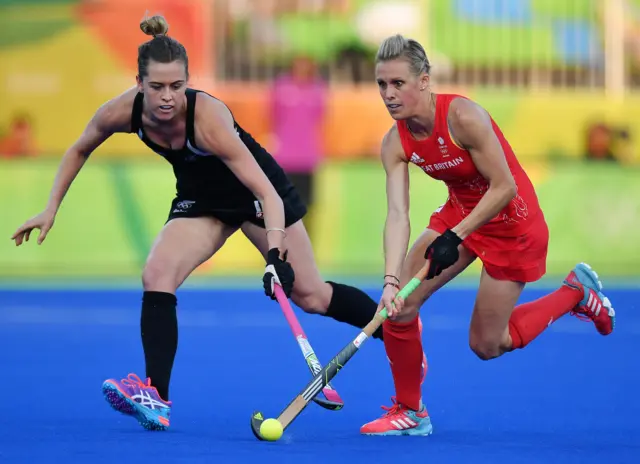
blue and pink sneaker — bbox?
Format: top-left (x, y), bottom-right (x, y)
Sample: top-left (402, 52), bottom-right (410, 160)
top-left (102, 373), bottom-right (171, 431)
top-left (564, 262), bottom-right (615, 335)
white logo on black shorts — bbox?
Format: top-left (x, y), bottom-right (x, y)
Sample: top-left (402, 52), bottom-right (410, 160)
top-left (254, 200), bottom-right (263, 218)
top-left (173, 200), bottom-right (195, 213)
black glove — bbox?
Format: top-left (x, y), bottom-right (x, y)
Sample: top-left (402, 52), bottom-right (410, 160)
top-left (424, 229), bottom-right (463, 280)
top-left (263, 248), bottom-right (295, 299)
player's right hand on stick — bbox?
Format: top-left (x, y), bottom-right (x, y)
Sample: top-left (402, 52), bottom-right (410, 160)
top-left (263, 248), bottom-right (295, 299)
top-left (11, 210), bottom-right (56, 246)
top-left (379, 282), bottom-right (403, 320)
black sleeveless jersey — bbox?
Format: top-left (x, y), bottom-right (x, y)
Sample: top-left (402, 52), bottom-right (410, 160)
top-left (130, 88), bottom-right (295, 212)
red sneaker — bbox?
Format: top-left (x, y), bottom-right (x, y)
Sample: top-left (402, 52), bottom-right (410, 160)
top-left (360, 397), bottom-right (432, 436)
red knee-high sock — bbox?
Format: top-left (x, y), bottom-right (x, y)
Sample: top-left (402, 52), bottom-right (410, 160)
top-left (509, 286), bottom-right (582, 349)
top-left (383, 315), bottom-right (423, 411)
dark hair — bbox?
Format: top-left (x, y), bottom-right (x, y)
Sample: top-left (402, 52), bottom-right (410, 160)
top-left (138, 14), bottom-right (189, 79)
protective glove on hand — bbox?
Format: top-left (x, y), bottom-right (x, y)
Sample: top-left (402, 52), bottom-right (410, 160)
top-left (424, 229), bottom-right (463, 280)
top-left (263, 248), bottom-right (295, 299)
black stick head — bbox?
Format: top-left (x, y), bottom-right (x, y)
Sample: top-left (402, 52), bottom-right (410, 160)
top-left (250, 410), bottom-right (266, 441)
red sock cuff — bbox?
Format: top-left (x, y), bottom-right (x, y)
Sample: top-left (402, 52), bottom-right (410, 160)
top-left (508, 320), bottom-right (524, 349)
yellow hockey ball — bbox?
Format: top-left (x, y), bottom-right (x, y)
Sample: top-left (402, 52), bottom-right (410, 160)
top-left (260, 418), bottom-right (283, 441)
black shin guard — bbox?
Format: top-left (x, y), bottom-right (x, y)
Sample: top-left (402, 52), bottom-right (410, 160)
top-left (324, 282), bottom-right (383, 340)
top-left (141, 291), bottom-right (178, 400)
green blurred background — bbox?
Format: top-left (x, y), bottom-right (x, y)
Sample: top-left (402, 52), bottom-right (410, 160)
top-left (1, 0), bottom-right (639, 285)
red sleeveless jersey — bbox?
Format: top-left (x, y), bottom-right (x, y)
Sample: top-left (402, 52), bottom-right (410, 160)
top-left (396, 93), bottom-right (542, 238)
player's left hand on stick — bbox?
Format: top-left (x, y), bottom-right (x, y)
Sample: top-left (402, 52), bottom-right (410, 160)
top-left (424, 229), bottom-right (462, 280)
top-left (379, 282), bottom-right (403, 319)
top-left (263, 248), bottom-right (295, 299)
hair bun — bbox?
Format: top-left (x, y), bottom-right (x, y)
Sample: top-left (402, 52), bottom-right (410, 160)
top-left (140, 13), bottom-right (169, 37)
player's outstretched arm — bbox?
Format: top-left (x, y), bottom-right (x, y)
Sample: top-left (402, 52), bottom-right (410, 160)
top-left (11, 91), bottom-right (133, 246)
top-left (380, 126), bottom-right (411, 317)
top-left (447, 98), bottom-right (517, 240)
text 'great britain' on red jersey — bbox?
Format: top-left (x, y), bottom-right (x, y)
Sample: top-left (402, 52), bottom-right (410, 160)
top-left (396, 93), bottom-right (542, 238)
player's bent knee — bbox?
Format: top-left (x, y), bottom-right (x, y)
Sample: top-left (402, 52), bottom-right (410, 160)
top-left (291, 293), bottom-right (326, 314)
top-left (469, 338), bottom-right (502, 361)
top-left (396, 303), bottom-right (421, 322)
top-left (142, 260), bottom-right (178, 293)
top-left (291, 283), bottom-right (332, 314)
top-left (395, 293), bottom-right (428, 322)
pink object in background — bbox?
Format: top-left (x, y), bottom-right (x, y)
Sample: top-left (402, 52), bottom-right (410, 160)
top-left (269, 57), bottom-right (327, 174)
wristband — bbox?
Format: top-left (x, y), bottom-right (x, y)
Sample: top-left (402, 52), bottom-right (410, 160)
top-left (384, 274), bottom-right (399, 283)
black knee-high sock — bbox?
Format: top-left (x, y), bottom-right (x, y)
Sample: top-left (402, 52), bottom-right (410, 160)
top-left (324, 282), bottom-right (383, 340)
top-left (141, 291), bottom-right (178, 401)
